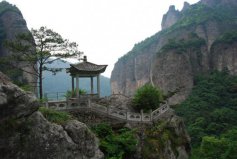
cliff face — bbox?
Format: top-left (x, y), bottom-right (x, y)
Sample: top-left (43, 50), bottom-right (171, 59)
top-left (0, 1), bottom-right (37, 91)
top-left (161, 5), bottom-right (181, 30)
top-left (111, 0), bottom-right (237, 104)
top-left (137, 109), bottom-right (190, 159)
top-left (0, 71), bottom-right (103, 159)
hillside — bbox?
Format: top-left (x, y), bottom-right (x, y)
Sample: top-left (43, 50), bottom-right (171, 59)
top-left (43, 59), bottom-right (111, 98)
top-left (111, 0), bottom-right (237, 104)
top-left (175, 71), bottom-right (237, 158)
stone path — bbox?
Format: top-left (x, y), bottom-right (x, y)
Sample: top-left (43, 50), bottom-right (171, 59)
top-left (45, 99), bottom-right (170, 123)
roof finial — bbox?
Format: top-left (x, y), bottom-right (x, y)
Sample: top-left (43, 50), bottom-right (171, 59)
top-left (83, 56), bottom-right (87, 62)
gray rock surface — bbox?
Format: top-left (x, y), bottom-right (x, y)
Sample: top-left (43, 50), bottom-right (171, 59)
top-left (161, 5), bottom-right (181, 30)
top-left (0, 71), bottom-right (103, 159)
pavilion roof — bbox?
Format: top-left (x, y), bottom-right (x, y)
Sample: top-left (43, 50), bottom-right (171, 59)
top-left (67, 61), bottom-right (107, 76)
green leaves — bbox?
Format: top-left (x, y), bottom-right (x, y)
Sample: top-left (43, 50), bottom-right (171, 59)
top-left (91, 123), bottom-right (137, 159)
top-left (175, 71), bottom-right (237, 158)
top-left (39, 107), bottom-right (72, 125)
top-left (132, 84), bottom-right (163, 112)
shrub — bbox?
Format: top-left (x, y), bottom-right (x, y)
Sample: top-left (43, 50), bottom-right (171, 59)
top-left (39, 107), bottom-right (72, 124)
top-left (132, 84), bottom-right (163, 112)
top-left (64, 89), bottom-right (87, 98)
top-left (91, 123), bottom-right (138, 159)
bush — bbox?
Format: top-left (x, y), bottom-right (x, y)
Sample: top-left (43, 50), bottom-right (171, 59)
top-left (132, 84), bottom-right (163, 112)
top-left (64, 89), bottom-right (87, 98)
top-left (91, 123), bottom-right (138, 159)
top-left (39, 107), bottom-right (72, 124)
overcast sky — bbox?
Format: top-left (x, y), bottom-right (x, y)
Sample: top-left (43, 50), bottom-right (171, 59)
top-left (6, 0), bottom-right (199, 77)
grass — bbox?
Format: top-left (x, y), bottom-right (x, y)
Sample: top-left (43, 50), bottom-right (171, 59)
top-left (39, 107), bottom-right (73, 124)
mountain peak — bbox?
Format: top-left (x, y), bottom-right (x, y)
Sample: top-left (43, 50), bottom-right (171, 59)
top-left (161, 5), bottom-right (181, 30)
top-left (182, 2), bottom-right (190, 11)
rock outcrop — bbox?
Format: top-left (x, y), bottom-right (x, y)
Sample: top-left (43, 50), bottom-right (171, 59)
top-left (0, 1), bottom-right (37, 92)
top-left (111, 0), bottom-right (237, 104)
top-left (137, 109), bottom-right (190, 159)
top-left (0, 71), bottom-right (103, 159)
top-left (161, 5), bottom-right (181, 30)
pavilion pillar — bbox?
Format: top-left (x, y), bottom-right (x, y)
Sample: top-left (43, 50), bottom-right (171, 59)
top-left (71, 76), bottom-right (74, 93)
top-left (76, 75), bottom-right (79, 99)
top-left (90, 77), bottom-right (94, 94)
top-left (97, 75), bottom-right (100, 98)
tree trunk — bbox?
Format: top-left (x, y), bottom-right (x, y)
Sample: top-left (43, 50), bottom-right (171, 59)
top-left (39, 65), bottom-right (43, 100)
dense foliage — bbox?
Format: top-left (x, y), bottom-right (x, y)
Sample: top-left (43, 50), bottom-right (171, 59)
top-left (39, 107), bottom-right (73, 124)
top-left (175, 71), bottom-right (237, 158)
top-left (132, 84), bottom-right (163, 112)
top-left (64, 89), bottom-right (87, 98)
top-left (91, 123), bottom-right (138, 159)
top-left (164, 3), bottom-right (237, 35)
top-left (160, 33), bottom-right (206, 54)
top-left (213, 31), bottom-right (237, 45)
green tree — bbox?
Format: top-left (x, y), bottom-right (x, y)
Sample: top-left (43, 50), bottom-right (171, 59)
top-left (200, 136), bottom-right (229, 159)
top-left (4, 26), bottom-right (82, 99)
top-left (132, 84), bottom-right (163, 112)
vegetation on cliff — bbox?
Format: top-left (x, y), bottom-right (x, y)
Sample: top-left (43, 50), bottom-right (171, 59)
top-left (132, 84), bottom-right (163, 112)
top-left (142, 121), bottom-right (189, 159)
top-left (91, 123), bottom-right (137, 159)
top-left (213, 31), bottom-right (237, 45)
top-left (39, 107), bottom-right (73, 125)
top-left (163, 2), bottom-right (237, 35)
top-left (159, 33), bottom-right (206, 54)
top-left (175, 71), bottom-right (237, 158)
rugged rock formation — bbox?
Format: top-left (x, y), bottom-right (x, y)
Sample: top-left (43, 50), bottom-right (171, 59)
top-left (0, 1), bottom-right (37, 91)
top-left (136, 109), bottom-right (190, 159)
top-left (111, 0), bottom-right (237, 104)
top-left (0, 71), bottom-right (103, 159)
top-left (182, 2), bottom-right (191, 11)
top-left (161, 5), bottom-right (181, 30)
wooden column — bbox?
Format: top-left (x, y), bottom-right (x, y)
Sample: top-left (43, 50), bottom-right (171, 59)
top-left (90, 77), bottom-right (94, 94)
top-left (71, 76), bottom-right (74, 93)
top-left (76, 75), bottom-right (79, 99)
top-left (97, 75), bottom-right (100, 98)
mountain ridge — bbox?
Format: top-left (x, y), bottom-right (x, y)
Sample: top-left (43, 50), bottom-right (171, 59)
top-left (111, 0), bottom-right (237, 104)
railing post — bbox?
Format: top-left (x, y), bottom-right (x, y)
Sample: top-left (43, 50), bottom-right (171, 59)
top-left (150, 109), bottom-right (153, 121)
top-left (140, 109), bottom-right (143, 122)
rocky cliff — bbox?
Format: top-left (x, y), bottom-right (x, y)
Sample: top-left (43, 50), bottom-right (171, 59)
top-left (0, 1), bottom-right (37, 91)
top-left (135, 109), bottom-right (190, 159)
top-left (0, 71), bottom-right (103, 159)
top-left (111, 0), bottom-right (237, 104)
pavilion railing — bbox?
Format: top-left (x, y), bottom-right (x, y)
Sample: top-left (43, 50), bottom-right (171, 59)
top-left (44, 92), bottom-right (67, 101)
top-left (44, 92), bottom-right (100, 102)
top-left (44, 97), bottom-right (170, 123)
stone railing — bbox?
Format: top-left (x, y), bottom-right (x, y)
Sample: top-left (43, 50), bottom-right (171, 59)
top-left (45, 99), bottom-right (170, 123)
